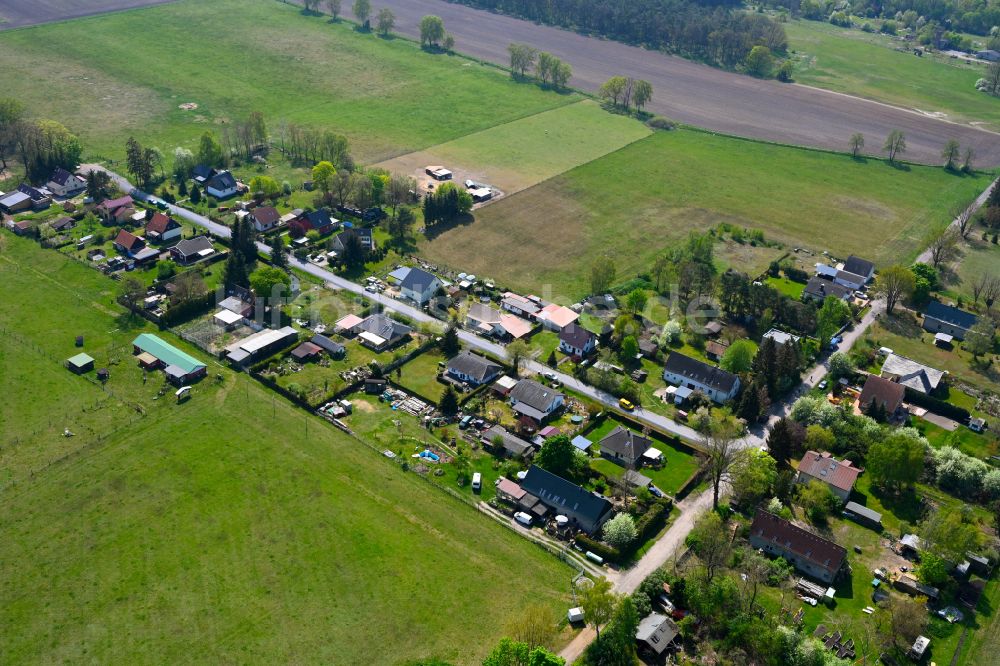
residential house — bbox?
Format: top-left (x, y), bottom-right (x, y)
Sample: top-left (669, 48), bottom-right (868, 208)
top-left (803, 277), bottom-right (853, 302)
top-left (169, 236), bottom-right (215, 264)
top-left (334, 313), bottom-right (365, 335)
top-left (295, 209), bottom-right (339, 236)
top-left (225, 326), bottom-right (299, 366)
top-left (356, 313), bottom-right (412, 351)
top-left (46, 168), bottom-right (86, 197)
top-left (858, 374), bottom-right (906, 421)
top-left (205, 170), bottom-right (238, 199)
top-left (96, 195), bottom-right (135, 225)
top-left (482, 425), bottom-right (536, 459)
top-left (398, 267), bottom-right (442, 306)
top-left (495, 477), bottom-right (527, 503)
top-left (0, 191), bottom-right (32, 214)
top-left (508, 379), bottom-right (565, 425)
top-left (113, 229), bottom-right (146, 256)
top-left (466, 302), bottom-right (504, 336)
top-left (559, 323), bottom-right (597, 360)
top-left (599, 426), bottom-right (652, 467)
top-left (843, 255), bottom-right (876, 283)
top-left (537, 303), bottom-right (579, 332)
top-left (519, 465), bottom-right (614, 534)
top-left (50, 216), bottom-right (76, 232)
top-left (145, 212), bottom-right (182, 243)
top-left (16, 183), bottom-right (52, 210)
top-left (815, 261), bottom-right (868, 291)
top-left (663, 352), bottom-right (740, 404)
top-left (748, 511), bottom-right (848, 584)
top-left (310, 334), bottom-right (346, 358)
top-left (446, 350), bottom-right (502, 386)
top-left (10, 219), bottom-right (32, 235)
top-left (635, 613), bottom-right (679, 657)
top-left (880, 353), bottom-right (945, 394)
top-left (191, 164), bottom-right (215, 184)
top-left (501, 292), bottom-right (541, 318)
top-left (329, 226), bottom-right (373, 253)
top-left (132, 333), bottom-right (207, 385)
top-left (218, 294), bottom-right (254, 319)
top-left (922, 302), bottom-right (978, 341)
top-left (248, 205), bottom-right (281, 233)
top-left (762, 328), bottom-right (801, 347)
top-left (795, 450), bottom-right (861, 504)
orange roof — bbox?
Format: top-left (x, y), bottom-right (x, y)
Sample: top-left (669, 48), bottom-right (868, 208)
top-left (797, 451), bottom-right (861, 492)
top-left (539, 303), bottom-right (579, 329)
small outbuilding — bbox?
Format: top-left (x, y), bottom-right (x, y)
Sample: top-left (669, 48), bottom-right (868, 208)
top-left (843, 501), bottom-right (882, 531)
top-left (66, 353), bottom-right (95, 374)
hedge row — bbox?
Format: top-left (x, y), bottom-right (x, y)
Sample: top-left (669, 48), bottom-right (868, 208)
top-left (904, 387), bottom-right (971, 422)
top-left (575, 533), bottom-right (621, 563)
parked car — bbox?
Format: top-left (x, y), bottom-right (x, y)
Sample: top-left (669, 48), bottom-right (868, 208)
top-left (619, 398), bottom-right (635, 411)
top-left (514, 512), bottom-right (533, 527)
top-left (543, 371), bottom-right (558, 382)
top-left (459, 415), bottom-right (473, 429)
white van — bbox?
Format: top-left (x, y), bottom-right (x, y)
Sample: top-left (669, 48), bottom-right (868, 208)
top-left (471, 472), bottom-right (482, 492)
top-left (514, 512), bottom-right (533, 527)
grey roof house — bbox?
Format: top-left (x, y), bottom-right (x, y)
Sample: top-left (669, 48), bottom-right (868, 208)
top-left (519, 465), bottom-right (613, 534)
top-left (880, 353), bottom-right (945, 394)
top-left (398, 267), bottom-right (442, 306)
top-left (803, 277), bottom-right (853, 301)
top-left (922, 302), bottom-right (978, 341)
top-left (599, 426), bottom-right (652, 467)
top-left (663, 351), bottom-right (740, 403)
top-left (356, 313), bottom-right (412, 351)
top-left (509, 379), bottom-right (565, 424)
top-left (446, 350), bottom-right (502, 386)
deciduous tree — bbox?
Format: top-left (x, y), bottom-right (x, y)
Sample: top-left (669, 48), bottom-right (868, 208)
top-left (849, 132), bottom-right (865, 157)
top-left (883, 129), bottom-right (906, 163)
top-left (352, 0), bottom-right (371, 25)
top-left (419, 15), bottom-right (446, 46)
top-left (942, 138), bottom-right (961, 170)
top-left (580, 578), bottom-right (616, 641)
top-left (872, 264), bottom-right (915, 313)
top-left (375, 7), bottom-right (395, 36)
top-left (508, 43), bottom-right (538, 78)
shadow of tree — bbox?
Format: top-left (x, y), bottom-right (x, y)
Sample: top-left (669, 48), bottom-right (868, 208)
top-left (879, 311), bottom-right (923, 338)
top-left (421, 213), bottom-right (476, 242)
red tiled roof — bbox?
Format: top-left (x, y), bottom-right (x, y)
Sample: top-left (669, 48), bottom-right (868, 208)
top-left (751, 511), bottom-right (847, 573)
top-left (114, 229), bottom-right (143, 251)
top-left (145, 212), bottom-right (177, 234)
top-left (797, 451), bottom-right (861, 492)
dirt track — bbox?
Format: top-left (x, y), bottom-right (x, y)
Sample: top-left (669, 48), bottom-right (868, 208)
top-left (0, 0), bottom-right (175, 30)
top-left (369, 0), bottom-right (1000, 165)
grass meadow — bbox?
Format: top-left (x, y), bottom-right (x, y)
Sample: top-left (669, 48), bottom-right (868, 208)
top-left (786, 20), bottom-right (1000, 130)
top-left (419, 129), bottom-right (991, 299)
top-left (0, 0), bottom-right (577, 164)
top-left (377, 100), bottom-right (651, 195)
top-left (0, 234), bottom-right (573, 665)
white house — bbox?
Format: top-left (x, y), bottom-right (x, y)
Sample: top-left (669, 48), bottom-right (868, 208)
top-left (446, 351), bottom-right (502, 386)
top-left (509, 379), bottom-right (565, 424)
top-left (537, 303), bottom-right (579, 332)
top-left (145, 212), bottom-right (182, 243)
top-left (248, 206), bottom-right (281, 232)
top-left (46, 168), bottom-right (86, 197)
top-left (466, 302), bottom-right (504, 336)
top-left (205, 171), bottom-right (238, 199)
top-left (663, 351), bottom-right (740, 403)
top-left (559, 323), bottom-right (597, 359)
top-left (398, 267), bottom-right (442, 305)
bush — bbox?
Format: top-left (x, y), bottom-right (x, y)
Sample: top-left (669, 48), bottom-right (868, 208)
top-left (784, 266), bottom-right (809, 283)
top-left (603, 514), bottom-right (638, 549)
top-left (646, 116), bottom-right (676, 130)
top-left (881, 20), bottom-right (898, 34)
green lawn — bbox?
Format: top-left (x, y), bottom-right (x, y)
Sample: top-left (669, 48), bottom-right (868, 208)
top-left (394, 349), bottom-right (447, 402)
top-left (419, 128), bottom-right (991, 300)
top-left (584, 417), bottom-right (701, 495)
top-left (377, 100), bottom-right (651, 195)
top-left (915, 417), bottom-right (999, 460)
top-left (786, 19), bottom-right (1000, 130)
top-left (0, 234), bottom-right (573, 664)
top-left (767, 275), bottom-right (807, 299)
top-left (0, 0), bottom-right (577, 164)
top-left (944, 235), bottom-right (1000, 303)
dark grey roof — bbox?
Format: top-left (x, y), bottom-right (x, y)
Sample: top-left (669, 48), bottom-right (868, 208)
top-left (192, 165), bottom-right (214, 180)
top-left (304, 208), bottom-right (335, 229)
top-left (483, 425), bottom-right (534, 457)
top-left (559, 323), bottom-right (596, 349)
top-left (509, 379), bottom-right (564, 413)
top-left (357, 313), bottom-right (411, 344)
top-left (311, 334), bottom-right (345, 355)
top-left (447, 350), bottom-right (502, 383)
top-left (844, 501), bottom-right (882, 524)
top-left (399, 267), bottom-right (439, 292)
top-left (804, 277), bottom-right (852, 300)
top-left (843, 255), bottom-right (875, 277)
top-left (332, 227), bottom-right (372, 250)
top-left (49, 167), bottom-right (76, 185)
top-left (51, 216), bottom-right (75, 231)
top-left (207, 170), bottom-right (237, 190)
top-left (663, 352), bottom-right (739, 393)
top-left (924, 301), bottom-right (978, 331)
top-left (520, 465), bottom-right (613, 533)
top-left (599, 426), bottom-right (652, 459)
top-left (17, 183), bottom-right (48, 201)
top-left (172, 236), bottom-right (214, 258)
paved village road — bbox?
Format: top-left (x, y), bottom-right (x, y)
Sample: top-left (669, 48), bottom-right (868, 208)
top-left (329, 0), bottom-right (1000, 165)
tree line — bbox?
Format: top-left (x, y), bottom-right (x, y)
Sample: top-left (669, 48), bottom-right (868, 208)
top-left (0, 98), bottom-right (83, 182)
top-left (460, 0), bottom-right (787, 72)
top-left (507, 44), bottom-right (573, 90)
